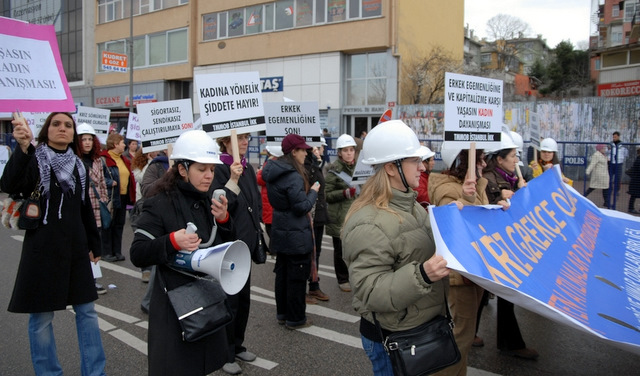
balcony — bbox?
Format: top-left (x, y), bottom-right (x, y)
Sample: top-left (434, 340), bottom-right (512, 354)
top-left (631, 10), bottom-right (640, 40)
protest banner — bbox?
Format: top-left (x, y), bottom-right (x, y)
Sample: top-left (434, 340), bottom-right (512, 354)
top-left (429, 166), bottom-right (640, 354)
top-left (0, 17), bottom-right (75, 112)
top-left (194, 71), bottom-right (265, 138)
top-left (443, 72), bottom-right (503, 150)
top-left (264, 101), bottom-right (321, 146)
top-left (137, 99), bottom-right (194, 153)
top-left (75, 106), bottom-right (111, 145)
top-left (127, 112), bottom-right (141, 142)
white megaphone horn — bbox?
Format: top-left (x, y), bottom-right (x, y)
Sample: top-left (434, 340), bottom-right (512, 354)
top-left (172, 240), bottom-right (251, 295)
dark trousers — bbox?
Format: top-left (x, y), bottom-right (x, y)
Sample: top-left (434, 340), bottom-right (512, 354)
top-left (101, 195), bottom-right (127, 256)
top-left (274, 253), bottom-right (311, 326)
top-left (497, 297), bottom-right (526, 350)
top-left (225, 273), bottom-right (251, 362)
top-left (585, 187), bottom-right (610, 208)
top-left (629, 194), bottom-right (639, 212)
top-left (332, 237), bottom-right (349, 284)
top-left (309, 225), bottom-right (324, 291)
top-left (609, 164), bottom-right (623, 208)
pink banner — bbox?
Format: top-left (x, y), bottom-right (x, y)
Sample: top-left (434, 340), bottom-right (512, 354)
top-left (0, 17), bottom-right (75, 113)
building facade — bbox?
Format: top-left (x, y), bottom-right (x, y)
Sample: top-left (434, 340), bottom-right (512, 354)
top-left (590, 0), bottom-right (640, 97)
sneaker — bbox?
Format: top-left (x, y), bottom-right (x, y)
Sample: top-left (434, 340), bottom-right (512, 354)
top-left (338, 282), bottom-right (352, 292)
top-left (222, 362), bottom-right (242, 375)
top-left (285, 319), bottom-right (313, 330)
top-left (235, 351), bottom-right (257, 362)
top-left (96, 284), bottom-right (107, 295)
top-left (114, 253), bottom-right (126, 262)
top-left (308, 289), bottom-right (329, 301)
top-left (141, 270), bottom-right (151, 283)
top-left (305, 294), bottom-right (318, 305)
top-left (500, 347), bottom-right (539, 360)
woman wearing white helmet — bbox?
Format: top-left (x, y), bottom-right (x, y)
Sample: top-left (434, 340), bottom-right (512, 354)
top-left (76, 123), bottom-right (110, 295)
top-left (529, 137), bottom-right (573, 186)
top-left (342, 120), bottom-right (450, 375)
top-left (130, 130), bottom-right (235, 376)
top-left (428, 142), bottom-right (489, 375)
top-left (325, 133), bottom-right (358, 293)
top-left (482, 133), bottom-right (539, 361)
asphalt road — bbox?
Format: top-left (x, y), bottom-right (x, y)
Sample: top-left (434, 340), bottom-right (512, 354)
top-left (0, 203), bottom-right (639, 375)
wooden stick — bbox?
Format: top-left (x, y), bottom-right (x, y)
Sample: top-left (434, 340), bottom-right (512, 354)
top-left (466, 142), bottom-right (476, 181)
top-left (230, 130), bottom-right (240, 163)
top-left (515, 163), bottom-right (523, 180)
top-left (167, 144), bottom-right (174, 169)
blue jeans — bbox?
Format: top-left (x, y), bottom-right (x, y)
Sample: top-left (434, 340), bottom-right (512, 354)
top-left (29, 302), bottom-right (106, 376)
top-left (361, 335), bottom-right (394, 376)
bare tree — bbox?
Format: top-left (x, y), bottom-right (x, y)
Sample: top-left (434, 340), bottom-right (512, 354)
top-left (401, 46), bottom-right (463, 104)
top-left (485, 14), bottom-right (533, 71)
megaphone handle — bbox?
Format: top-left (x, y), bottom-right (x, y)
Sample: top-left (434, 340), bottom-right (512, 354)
top-left (186, 222), bottom-right (197, 234)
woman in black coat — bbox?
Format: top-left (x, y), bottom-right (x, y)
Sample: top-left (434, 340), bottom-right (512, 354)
top-left (212, 132), bottom-right (262, 374)
top-left (262, 134), bottom-right (320, 329)
top-left (130, 130), bottom-right (236, 376)
top-left (0, 112), bottom-right (105, 375)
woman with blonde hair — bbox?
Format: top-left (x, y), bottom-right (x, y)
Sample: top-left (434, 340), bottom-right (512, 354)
top-left (342, 120), bottom-right (450, 375)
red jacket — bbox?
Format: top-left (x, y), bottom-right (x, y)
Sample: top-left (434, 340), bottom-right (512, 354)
top-left (416, 171), bottom-right (430, 209)
top-left (256, 159), bottom-right (274, 224)
top-left (101, 150), bottom-right (136, 205)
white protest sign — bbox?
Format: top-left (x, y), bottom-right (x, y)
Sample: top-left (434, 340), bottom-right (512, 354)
top-left (444, 72), bottom-right (503, 149)
top-left (127, 112), bottom-right (141, 142)
top-left (0, 16), bottom-right (75, 112)
top-left (351, 158), bottom-right (375, 186)
top-left (137, 99), bottom-right (194, 153)
top-left (0, 146), bottom-right (9, 178)
top-left (75, 106), bottom-right (111, 145)
top-left (529, 111), bottom-right (540, 148)
top-left (264, 101), bottom-right (321, 146)
top-left (195, 72), bottom-right (265, 138)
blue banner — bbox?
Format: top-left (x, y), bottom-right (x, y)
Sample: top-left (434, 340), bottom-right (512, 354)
top-left (429, 167), bottom-right (640, 354)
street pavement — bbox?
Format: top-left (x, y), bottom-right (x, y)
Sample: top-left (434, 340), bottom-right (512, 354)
top-left (0, 201), bottom-right (639, 375)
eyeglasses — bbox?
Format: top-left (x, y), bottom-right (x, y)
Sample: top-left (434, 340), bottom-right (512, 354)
top-left (237, 134), bottom-right (252, 141)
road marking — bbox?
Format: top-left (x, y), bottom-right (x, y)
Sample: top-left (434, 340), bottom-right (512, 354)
top-left (249, 358), bottom-right (278, 370)
top-left (296, 325), bottom-right (362, 348)
top-left (109, 328), bottom-right (148, 355)
top-left (95, 304), bottom-right (144, 324)
top-left (100, 260), bottom-right (140, 278)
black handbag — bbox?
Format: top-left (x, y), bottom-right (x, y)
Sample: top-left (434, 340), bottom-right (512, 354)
top-left (18, 179), bottom-right (42, 230)
top-left (374, 294), bottom-right (460, 376)
top-left (158, 267), bottom-right (233, 342)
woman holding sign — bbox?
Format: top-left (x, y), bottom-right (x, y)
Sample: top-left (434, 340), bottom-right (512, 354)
top-left (1, 112), bottom-right (106, 376)
top-left (213, 132), bottom-right (261, 375)
top-left (342, 120), bottom-right (450, 375)
top-left (130, 130), bottom-right (235, 376)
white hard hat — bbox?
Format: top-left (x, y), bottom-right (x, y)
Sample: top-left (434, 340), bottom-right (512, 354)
top-left (440, 142), bottom-right (462, 169)
top-left (320, 137), bottom-right (327, 146)
top-left (510, 131), bottom-right (524, 154)
top-left (420, 146), bottom-right (436, 161)
top-left (360, 120), bottom-right (428, 165)
top-left (170, 130), bottom-right (222, 164)
top-left (266, 145), bottom-right (283, 157)
top-left (540, 138), bottom-right (558, 152)
top-left (76, 123), bottom-right (96, 136)
top-left (485, 132), bottom-right (518, 154)
top-left (336, 134), bottom-right (357, 149)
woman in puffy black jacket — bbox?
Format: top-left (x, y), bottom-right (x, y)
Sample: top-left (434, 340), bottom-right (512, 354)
top-left (262, 134), bottom-right (319, 329)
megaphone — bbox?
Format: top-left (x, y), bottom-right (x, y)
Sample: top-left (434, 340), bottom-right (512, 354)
top-left (172, 240), bottom-right (251, 295)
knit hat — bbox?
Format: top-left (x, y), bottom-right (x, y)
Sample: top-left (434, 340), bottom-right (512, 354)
top-left (282, 134), bottom-right (311, 154)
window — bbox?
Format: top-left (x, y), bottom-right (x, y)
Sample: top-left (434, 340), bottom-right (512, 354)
top-left (98, 0), bottom-right (189, 24)
top-left (481, 53), bottom-right (492, 64)
top-left (613, 6), bottom-right (620, 18)
top-left (625, 1), bottom-right (637, 22)
top-left (98, 28), bottom-right (187, 72)
top-left (202, 0), bottom-right (382, 41)
top-left (346, 52), bottom-right (387, 106)
top-left (611, 25), bottom-right (623, 45)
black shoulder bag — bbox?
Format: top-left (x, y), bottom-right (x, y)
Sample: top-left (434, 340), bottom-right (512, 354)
top-left (240, 189), bottom-right (268, 264)
top-left (157, 266), bottom-right (233, 342)
top-left (373, 290), bottom-right (460, 376)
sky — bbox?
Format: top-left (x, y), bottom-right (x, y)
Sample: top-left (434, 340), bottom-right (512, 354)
top-left (464, 0), bottom-right (595, 48)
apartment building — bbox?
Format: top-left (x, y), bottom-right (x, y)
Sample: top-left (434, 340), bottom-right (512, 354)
top-left (590, 0), bottom-right (640, 97)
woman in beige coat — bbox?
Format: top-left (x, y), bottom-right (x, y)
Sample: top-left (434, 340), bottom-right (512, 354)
top-left (585, 144), bottom-right (610, 208)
